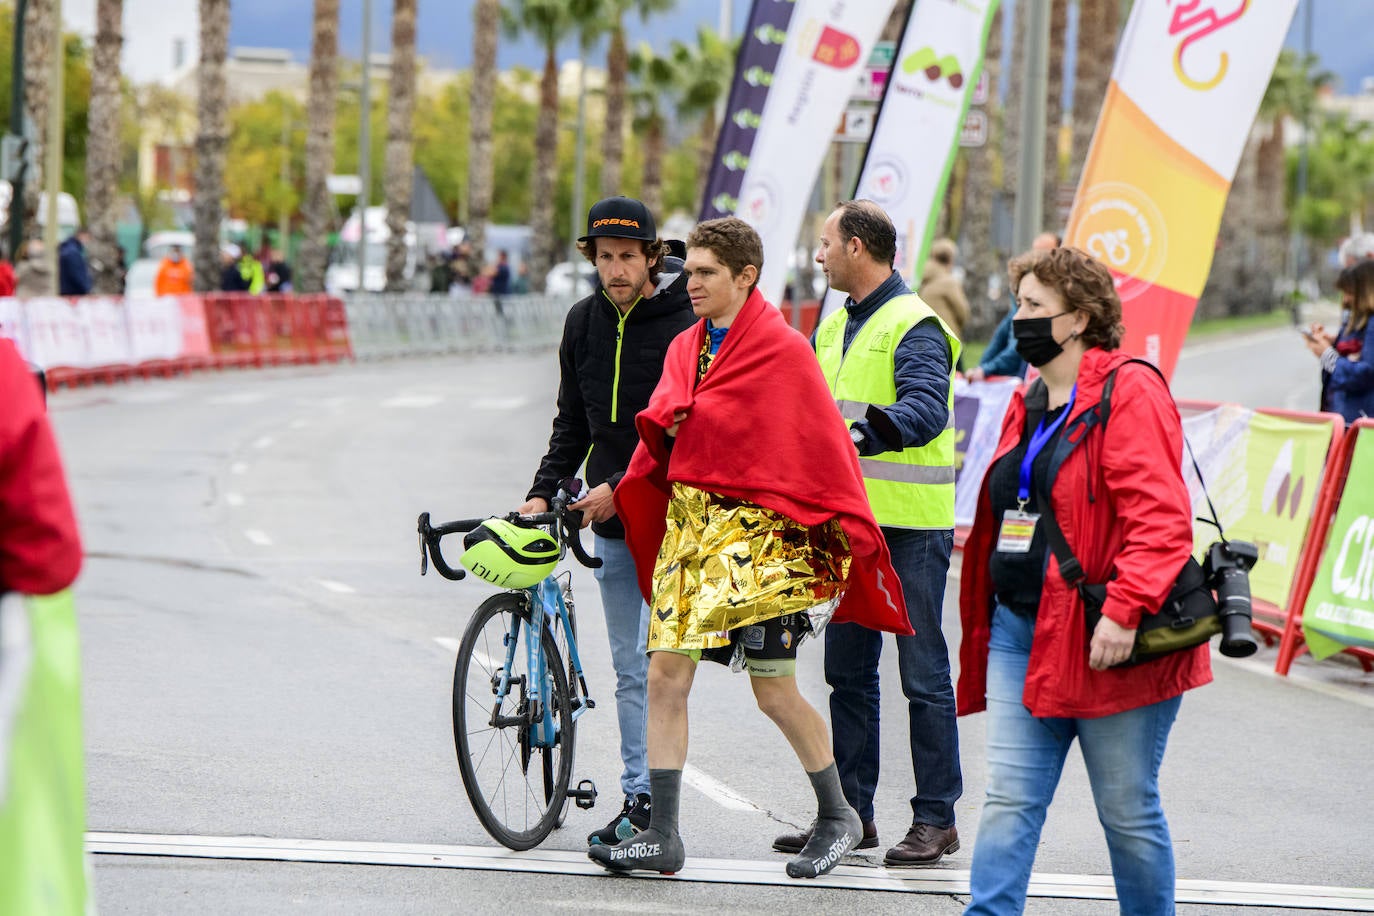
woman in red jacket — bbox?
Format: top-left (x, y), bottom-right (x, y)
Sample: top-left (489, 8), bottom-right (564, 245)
top-left (959, 248), bottom-right (1208, 915)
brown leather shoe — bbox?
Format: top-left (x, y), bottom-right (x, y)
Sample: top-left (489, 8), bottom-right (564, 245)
top-left (773, 818), bottom-right (878, 854)
top-left (883, 823), bottom-right (960, 867)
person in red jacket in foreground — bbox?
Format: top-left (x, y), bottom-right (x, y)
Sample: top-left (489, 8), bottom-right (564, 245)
top-left (958, 247), bottom-right (1208, 915)
top-left (1, 339), bottom-right (82, 595)
top-left (594, 217), bottom-right (912, 880)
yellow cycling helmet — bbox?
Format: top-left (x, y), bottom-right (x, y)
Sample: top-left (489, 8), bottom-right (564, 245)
top-left (459, 518), bottom-right (559, 588)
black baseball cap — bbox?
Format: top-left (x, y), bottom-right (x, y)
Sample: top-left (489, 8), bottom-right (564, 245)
top-left (579, 196), bottom-right (656, 243)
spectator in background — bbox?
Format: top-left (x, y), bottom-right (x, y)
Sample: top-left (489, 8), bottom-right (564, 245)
top-left (236, 247), bottom-right (266, 294)
top-left (489, 249), bottom-right (512, 317)
top-left (428, 251), bottom-right (453, 294)
top-left (15, 240), bottom-right (50, 298)
top-left (920, 238), bottom-right (972, 365)
top-left (0, 246), bottom-right (15, 297)
top-left (154, 244), bottom-right (194, 296)
top-left (966, 232), bottom-right (1060, 382)
top-left (452, 241), bottom-right (477, 293)
top-left (1306, 261), bottom-right (1374, 422)
top-left (58, 227), bottom-right (93, 296)
top-left (220, 245), bottom-right (249, 292)
top-left (266, 249), bottom-right (293, 292)
top-left (1337, 232), bottom-right (1374, 268)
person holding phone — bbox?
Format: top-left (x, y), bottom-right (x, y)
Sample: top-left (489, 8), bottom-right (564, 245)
top-left (1305, 262), bottom-right (1374, 423)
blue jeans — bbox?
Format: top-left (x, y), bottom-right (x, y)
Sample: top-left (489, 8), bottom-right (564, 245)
top-left (966, 605), bottom-right (1180, 916)
top-left (592, 535), bottom-right (650, 799)
top-left (825, 527), bottom-right (962, 827)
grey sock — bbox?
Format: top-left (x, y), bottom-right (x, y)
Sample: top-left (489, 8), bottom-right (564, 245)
top-left (647, 768), bottom-right (682, 836)
top-left (787, 763), bottom-right (861, 879)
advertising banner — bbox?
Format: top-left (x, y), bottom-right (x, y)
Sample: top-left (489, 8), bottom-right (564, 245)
top-left (699, 0), bottom-right (799, 221)
top-left (1302, 431), bottom-right (1374, 659)
top-left (82, 297), bottom-right (133, 367)
top-left (1181, 406), bottom-right (1331, 606)
top-left (126, 297), bottom-right (186, 362)
top-left (22, 298), bottom-right (86, 370)
top-left (1063, 1), bottom-right (1298, 379)
top-left (0, 298), bottom-right (26, 356)
top-left (822, 0), bottom-right (1000, 319)
top-left (953, 376), bottom-right (1019, 527)
top-left (735, 0), bottom-right (895, 303)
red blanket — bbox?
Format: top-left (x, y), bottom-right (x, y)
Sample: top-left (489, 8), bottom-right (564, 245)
top-left (614, 289), bottom-right (912, 635)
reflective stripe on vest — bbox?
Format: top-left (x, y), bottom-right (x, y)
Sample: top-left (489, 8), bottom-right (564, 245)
top-left (815, 293), bottom-right (960, 529)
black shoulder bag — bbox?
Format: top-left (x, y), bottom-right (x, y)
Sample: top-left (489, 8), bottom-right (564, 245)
top-left (1035, 360), bottom-right (1254, 667)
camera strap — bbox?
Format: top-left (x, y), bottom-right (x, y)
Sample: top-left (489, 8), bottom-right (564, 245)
top-left (1036, 358), bottom-right (1229, 588)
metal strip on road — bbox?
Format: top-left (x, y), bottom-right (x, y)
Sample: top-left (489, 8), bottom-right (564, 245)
top-left (86, 832), bottom-right (1374, 910)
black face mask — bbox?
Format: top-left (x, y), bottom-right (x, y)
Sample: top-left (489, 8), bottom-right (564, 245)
top-left (1013, 314), bottom-right (1073, 367)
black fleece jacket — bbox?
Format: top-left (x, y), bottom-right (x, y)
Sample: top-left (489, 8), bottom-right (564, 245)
top-left (526, 257), bottom-right (696, 538)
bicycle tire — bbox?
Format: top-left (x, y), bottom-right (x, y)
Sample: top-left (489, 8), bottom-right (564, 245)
top-left (452, 592), bottom-right (575, 850)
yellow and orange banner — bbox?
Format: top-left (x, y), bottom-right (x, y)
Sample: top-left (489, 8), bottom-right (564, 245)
top-left (1064, 1), bottom-right (1297, 379)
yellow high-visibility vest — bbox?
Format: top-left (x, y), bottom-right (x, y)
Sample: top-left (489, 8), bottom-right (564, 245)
top-left (815, 293), bottom-right (959, 529)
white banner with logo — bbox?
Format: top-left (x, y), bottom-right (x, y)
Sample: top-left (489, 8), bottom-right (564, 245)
top-left (21, 299), bottom-right (86, 369)
top-left (823, 0), bottom-right (1000, 319)
top-left (126, 297), bottom-right (186, 362)
top-left (953, 376), bottom-right (1020, 527)
top-left (734, 0), bottom-right (895, 304)
top-left (0, 299), bottom-right (26, 356)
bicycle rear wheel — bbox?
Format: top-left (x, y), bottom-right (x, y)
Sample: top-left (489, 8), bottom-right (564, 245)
top-left (452, 593), bottom-right (575, 850)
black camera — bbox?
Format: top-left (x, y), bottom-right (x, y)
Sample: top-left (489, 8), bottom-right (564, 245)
top-left (1203, 540), bottom-right (1260, 658)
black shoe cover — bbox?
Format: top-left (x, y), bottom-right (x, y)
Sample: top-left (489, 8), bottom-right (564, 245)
top-left (587, 827), bottom-right (685, 875)
top-left (785, 809), bottom-right (860, 879)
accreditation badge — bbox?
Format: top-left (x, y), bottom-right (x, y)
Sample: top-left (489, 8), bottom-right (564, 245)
top-left (996, 509), bottom-right (1039, 554)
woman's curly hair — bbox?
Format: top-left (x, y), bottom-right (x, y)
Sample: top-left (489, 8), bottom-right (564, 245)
top-left (1008, 247), bottom-right (1125, 350)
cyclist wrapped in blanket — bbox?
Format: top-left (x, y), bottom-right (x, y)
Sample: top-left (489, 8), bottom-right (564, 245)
top-left (592, 217), bottom-right (911, 880)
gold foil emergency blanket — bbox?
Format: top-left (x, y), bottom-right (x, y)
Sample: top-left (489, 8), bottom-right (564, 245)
top-left (647, 483), bottom-right (851, 651)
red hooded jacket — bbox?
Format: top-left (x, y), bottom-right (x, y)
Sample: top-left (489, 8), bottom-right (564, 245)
top-left (957, 348), bottom-right (1211, 719)
top-left (1, 338), bottom-right (82, 595)
top-left (614, 289), bottom-right (912, 636)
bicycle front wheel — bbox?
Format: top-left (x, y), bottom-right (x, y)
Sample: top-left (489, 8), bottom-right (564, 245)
top-left (452, 593), bottom-right (575, 850)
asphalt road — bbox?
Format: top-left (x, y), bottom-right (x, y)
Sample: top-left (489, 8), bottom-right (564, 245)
top-left (52, 322), bottom-right (1374, 915)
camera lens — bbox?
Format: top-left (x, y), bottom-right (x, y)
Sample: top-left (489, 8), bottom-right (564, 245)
top-left (1215, 566), bottom-right (1259, 658)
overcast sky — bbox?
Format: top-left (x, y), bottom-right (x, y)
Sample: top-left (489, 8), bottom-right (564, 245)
top-left (60, 1), bottom-right (1374, 95)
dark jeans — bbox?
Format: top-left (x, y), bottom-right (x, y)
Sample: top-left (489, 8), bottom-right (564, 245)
top-left (825, 527), bottom-right (962, 827)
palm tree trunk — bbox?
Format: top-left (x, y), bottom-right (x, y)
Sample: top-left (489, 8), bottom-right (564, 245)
top-left (467, 0), bottom-right (500, 266)
top-left (1004, 1), bottom-right (1026, 209)
top-left (694, 105), bottom-right (717, 216)
top-left (193, 0), bottom-right (230, 292)
top-left (601, 24), bottom-right (628, 197)
top-left (961, 5), bottom-right (1002, 332)
top-left (1068, 0), bottom-right (1118, 196)
top-left (85, 0), bottom-right (124, 294)
top-left (641, 116), bottom-right (664, 218)
top-left (298, 0), bottom-right (340, 294)
top-left (1041, 0), bottom-right (1068, 233)
top-left (528, 47), bottom-right (560, 293)
top-left (21, 0), bottom-right (56, 237)
top-left (383, 0), bottom-right (417, 292)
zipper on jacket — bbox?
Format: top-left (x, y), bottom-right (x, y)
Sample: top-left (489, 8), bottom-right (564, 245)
top-left (609, 294), bottom-right (641, 422)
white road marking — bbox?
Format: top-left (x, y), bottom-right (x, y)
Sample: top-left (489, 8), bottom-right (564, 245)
top-left (289, 419), bottom-right (309, 430)
top-left (473, 396), bottom-right (529, 411)
top-left (433, 637), bottom-right (498, 672)
top-left (85, 832), bottom-right (1374, 910)
top-left (682, 764), bottom-right (756, 812)
top-left (208, 392), bottom-right (268, 405)
top-left (230, 463), bottom-right (249, 475)
top-left (434, 636), bottom-right (460, 654)
top-left (242, 529), bottom-right (273, 547)
top-left (382, 394), bottom-right (444, 408)
top-left (225, 492), bottom-right (244, 507)
top-left (120, 389), bottom-right (181, 404)
top-left (316, 580), bottom-right (355, 595)
top-left (252, 436), bottom-right (274, 450)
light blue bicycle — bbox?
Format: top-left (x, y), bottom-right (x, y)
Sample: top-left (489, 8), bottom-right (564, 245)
top-left (417, 482), bottom-right (601, 849)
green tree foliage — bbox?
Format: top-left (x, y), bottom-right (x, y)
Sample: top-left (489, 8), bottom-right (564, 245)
top-left (1291, 113), bottom-right (1374, 249)
top-left (224, 91), bottom-right (306, 227)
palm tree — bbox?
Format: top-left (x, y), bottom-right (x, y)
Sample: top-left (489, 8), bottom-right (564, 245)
top-left (1041, 0), bottom-right (1068, 233)
top-left (627, 42), bottom-right (676, 217)
top-left (299, 0), bottom-right (340, 294)
top-left (467, 0), bottom-right (501, 267)
top-left (84, 0), bottom-right (124, 293)
top-left (384, 0), bottom-right (418, 291)
top-left (503, 0), bottom-right (575, 292)
top-left (599, 0), bottom-right (675, 197)
top-left (193, 0), bottom-right (231, 292)
top-left (20, 0), bottom-right (56, 239)
top-left (1068, 0), bottom-right (1119, 197)
top-left (671, 26), bottom-right (736, 214)
top-left (961, 4), bottom-right (1003, 332)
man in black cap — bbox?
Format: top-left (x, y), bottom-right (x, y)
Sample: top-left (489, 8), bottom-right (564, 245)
top-left (517, 197), bottom-right (695, 846)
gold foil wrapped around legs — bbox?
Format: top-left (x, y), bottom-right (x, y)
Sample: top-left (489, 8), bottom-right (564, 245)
top-left (647, 484), bottom-right (851, 651)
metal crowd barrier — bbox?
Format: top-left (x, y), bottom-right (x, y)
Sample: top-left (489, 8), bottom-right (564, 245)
top-left (343, 292), bottom-right (569, 359)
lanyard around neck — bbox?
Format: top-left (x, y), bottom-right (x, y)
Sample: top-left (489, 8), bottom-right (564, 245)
top-left (1018, 385), bottom-right (1076, 508)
